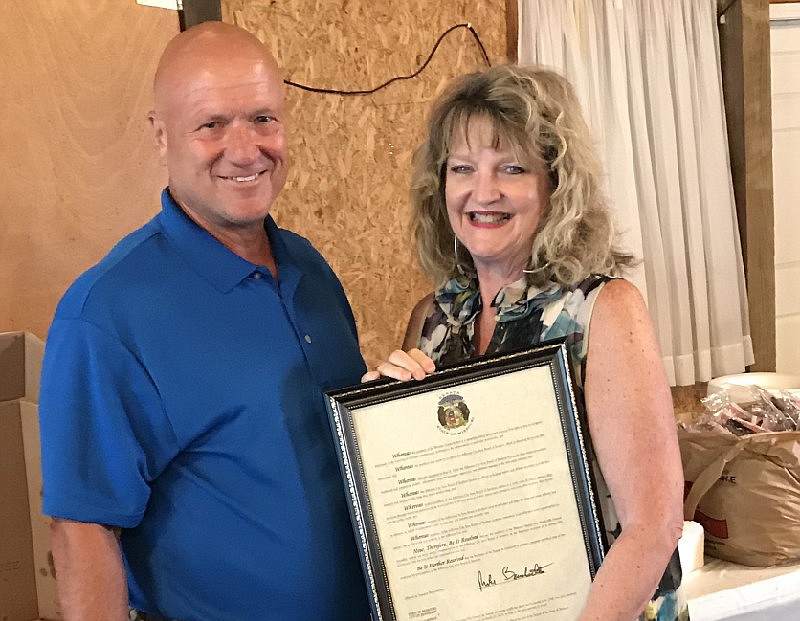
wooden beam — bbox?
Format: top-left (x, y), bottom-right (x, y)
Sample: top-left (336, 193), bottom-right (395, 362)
top-left (180, 0), bottom-right (222, 30)
top-left (506, 0), bottom-right (518, 62)
top-left (718, 0), bottom-right (776, 371)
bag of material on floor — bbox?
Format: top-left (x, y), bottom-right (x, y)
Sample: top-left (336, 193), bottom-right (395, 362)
top-left (680, 429), bottom-right (800, 566)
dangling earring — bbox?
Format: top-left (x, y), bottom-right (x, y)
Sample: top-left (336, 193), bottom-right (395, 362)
top-left (454, 236), bottom-right (466, 276)
top-left (522, 262), bottom-right (550, 275)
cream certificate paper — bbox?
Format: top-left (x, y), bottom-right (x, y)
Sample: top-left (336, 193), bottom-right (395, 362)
top-left (348, 365), bottom-right (594, 621)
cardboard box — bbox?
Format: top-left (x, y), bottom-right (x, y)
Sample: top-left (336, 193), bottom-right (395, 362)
top-left (0, 332), bottom-right (44, 403)
top-left (0, 400), bottom-right (61, 621)
top-left (0, 400), bottom-right (38, 621)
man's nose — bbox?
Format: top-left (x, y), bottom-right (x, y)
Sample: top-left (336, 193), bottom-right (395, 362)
top-left (224, 124), bottom-right (260, 164)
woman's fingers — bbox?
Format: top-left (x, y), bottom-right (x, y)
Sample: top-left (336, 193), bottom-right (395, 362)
top-left (361, 349), bottom-right (437, 383)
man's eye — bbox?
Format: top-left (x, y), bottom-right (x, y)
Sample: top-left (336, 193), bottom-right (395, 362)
top-left (200, 121), bottom-right (220, 130)
top-left (254, 115), bottom-right (274, 123)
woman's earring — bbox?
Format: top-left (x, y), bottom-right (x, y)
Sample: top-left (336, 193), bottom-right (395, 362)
top-left (522, 262), bottom-right (549, 275)
top-left (454, 236), bottom-right (466, 276)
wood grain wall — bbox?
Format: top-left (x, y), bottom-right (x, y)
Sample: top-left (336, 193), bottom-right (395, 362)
top-left (222, 0), bottom-right (509, 366)
top-left (0, 0), bottom-right (507, 368)
top-left (0, 1), bottom-right (179, 340)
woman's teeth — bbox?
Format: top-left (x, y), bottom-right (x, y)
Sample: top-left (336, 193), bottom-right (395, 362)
top-left (469, 212), bottom-right (511, 223)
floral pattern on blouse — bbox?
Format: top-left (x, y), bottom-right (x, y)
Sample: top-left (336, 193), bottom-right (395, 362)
top-left (419, 274), bottom-right (602, 389)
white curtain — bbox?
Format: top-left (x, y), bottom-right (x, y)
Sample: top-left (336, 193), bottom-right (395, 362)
top-left (518, 0), bottom-right (754, 386)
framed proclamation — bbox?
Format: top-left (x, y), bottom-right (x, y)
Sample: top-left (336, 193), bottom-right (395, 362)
top-left (325, 341), bottom-right (607, 621)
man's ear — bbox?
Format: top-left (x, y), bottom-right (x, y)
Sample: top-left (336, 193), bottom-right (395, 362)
top-left (148, 110), bottom-right (168, 164)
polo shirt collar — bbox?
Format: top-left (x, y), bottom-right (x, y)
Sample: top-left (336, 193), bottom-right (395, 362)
top-left (158, 189), bottom-right (294, 293)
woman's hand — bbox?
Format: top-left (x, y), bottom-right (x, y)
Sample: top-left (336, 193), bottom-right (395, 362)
top-left (361, 348), bottom-right (436, 382)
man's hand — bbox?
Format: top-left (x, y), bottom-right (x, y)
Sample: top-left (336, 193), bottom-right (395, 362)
top-left (361, 348), bottom-right (435, 382)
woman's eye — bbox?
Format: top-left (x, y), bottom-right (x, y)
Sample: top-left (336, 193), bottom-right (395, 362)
top-left (449, 165), bottom-right (473, 174)
top-left (503, 165), bottom-right (526, 174)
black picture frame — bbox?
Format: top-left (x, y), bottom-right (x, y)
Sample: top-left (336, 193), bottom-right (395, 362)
top-left (326, 341), bottom-right (606, 621)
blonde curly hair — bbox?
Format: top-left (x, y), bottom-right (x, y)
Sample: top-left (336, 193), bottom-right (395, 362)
top-left (410, 64), bottom-right (634, 288)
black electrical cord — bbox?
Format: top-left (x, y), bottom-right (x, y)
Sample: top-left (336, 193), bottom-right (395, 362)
top-left (283, 23), bottom-right (491, 95)
top-left (717, 0), bottom-right (736, 18)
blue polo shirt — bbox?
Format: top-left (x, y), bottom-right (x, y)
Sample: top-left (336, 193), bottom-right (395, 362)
top-left (40, 190), bottom-right (370, 621)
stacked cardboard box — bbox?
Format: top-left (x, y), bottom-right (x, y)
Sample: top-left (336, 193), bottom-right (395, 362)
top-left (0, 331), bottom-right (61, 621)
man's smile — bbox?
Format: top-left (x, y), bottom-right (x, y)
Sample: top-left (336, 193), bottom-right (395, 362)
top-left (219, 171), bottom-right (264, 183)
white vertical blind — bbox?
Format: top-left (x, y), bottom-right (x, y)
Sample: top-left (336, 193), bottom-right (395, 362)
top-left (771, 4), bottom-right (800, 373)
top-left (518, 0), bottom-right (754, 385)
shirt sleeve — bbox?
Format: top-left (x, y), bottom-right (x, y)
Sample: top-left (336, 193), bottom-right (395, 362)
top-left (40, 317), bottom-right (178, 527)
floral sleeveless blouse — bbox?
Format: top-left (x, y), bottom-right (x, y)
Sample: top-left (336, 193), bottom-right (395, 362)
top-left (416, 274), bottom-right (687, 621)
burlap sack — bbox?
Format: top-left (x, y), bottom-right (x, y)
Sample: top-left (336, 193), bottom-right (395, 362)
top-left (679, 429), bottom-right (800, 566)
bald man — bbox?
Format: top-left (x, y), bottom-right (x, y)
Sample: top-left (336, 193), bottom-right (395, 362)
top-left (39, 22), bottom-right (370, 621)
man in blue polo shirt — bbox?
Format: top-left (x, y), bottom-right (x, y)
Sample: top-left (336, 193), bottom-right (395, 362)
top-left (39, 21), bottom-right (370, 621)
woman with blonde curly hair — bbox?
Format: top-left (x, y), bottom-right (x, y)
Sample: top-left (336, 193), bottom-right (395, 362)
top-left (370, 65), bottom-right (686, 621)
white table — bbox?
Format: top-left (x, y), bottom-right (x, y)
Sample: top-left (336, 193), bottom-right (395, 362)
top-left (682, 557), bottom-right (800, 620)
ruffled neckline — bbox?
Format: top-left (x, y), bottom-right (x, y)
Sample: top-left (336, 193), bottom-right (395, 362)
top-left (434, 275), bottom-right (563, 326)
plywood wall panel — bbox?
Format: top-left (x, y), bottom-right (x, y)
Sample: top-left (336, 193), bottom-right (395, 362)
top-left (223, 0), bottom-right (508, 365)
top-left (0, 1), bottom-right (178, 339)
